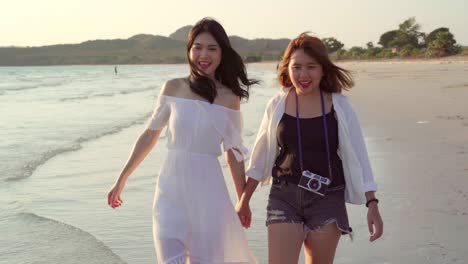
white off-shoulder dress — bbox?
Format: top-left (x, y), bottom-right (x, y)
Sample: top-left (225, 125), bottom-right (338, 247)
top-left (146, 95), bottom-right (256, 264)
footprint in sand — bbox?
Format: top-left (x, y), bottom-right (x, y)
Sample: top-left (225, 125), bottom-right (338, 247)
top-left (455, 189), bottom-right (468, 201)
top-left (408, 242), bottom-right (452, 263)
top-left (428, 208), bottom-right (468, 216)
top-left (436, 115), bottom-right (467, 121)
top-left (420, 243), bottom-right (467, 264)
top-left (441, 83), bottom-right (468, 89)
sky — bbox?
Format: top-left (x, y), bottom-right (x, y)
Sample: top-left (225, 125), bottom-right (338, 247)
top-left (1, 0), bottom-right (467, 48)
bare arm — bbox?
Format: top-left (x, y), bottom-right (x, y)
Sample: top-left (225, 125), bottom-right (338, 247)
top-left (117, 129), bottom-right (161, 186)
top-left (240, 177), bottom-right (259, 203)
top-left (235, 98), bottom-right (273, 227)
top-left (223, 94), bottom-right (246, 200)
top-left (107, 129), bottom-right (162, 208)
top-left (226, 149), bottom-right (247, 201)
top-left (226, 149), bottom-right (256, 228)
top-left (233, 177), bottom-right (259, 229)
top-left (346, 99), bottom-right (383, 241)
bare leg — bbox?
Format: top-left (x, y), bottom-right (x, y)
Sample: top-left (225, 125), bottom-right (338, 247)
top-left (268, 223), bottom-right (304, 264)
top-left (303, 223), bottom-right (341, 264)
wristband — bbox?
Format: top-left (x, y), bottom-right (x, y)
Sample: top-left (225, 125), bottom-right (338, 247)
top-left (366, 198), bottom-right (379, 208)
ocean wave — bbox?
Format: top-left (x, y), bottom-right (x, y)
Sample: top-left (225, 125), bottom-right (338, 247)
top-left (7, 144), bottom-right (81, 182)
top-left (5, 113), bottom-right (154, 182)
top-left (0, 80), bottom-right (70, 93)
top-left (0, 83), bottom-right (39, 92)
top-left (60, 95), bottom-right (91, 101)
top-left (59, 85), bottom-right (158, 102)
top-left (119, 85), bottom-right (158, 94)
top-left (0, 212), bottom-right (126, 264)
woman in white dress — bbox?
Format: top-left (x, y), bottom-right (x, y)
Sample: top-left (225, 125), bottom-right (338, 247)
top-left (107, 18), bottom-right (259, 264)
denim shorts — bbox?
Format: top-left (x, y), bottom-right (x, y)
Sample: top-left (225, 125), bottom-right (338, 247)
top-left (266, 180), bottom-right (352, 236)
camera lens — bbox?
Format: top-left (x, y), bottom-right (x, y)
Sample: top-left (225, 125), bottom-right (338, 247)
top-left (308, 179), bottom-right (320, 191)
top-left (310, 181), bottom-right (319, 189)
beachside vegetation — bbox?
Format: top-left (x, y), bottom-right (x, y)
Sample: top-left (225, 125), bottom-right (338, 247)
top-left (335, 17), bottom-right (463, 60)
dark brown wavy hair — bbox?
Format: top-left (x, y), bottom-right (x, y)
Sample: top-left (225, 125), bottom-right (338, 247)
top-left (187, 18), bottom-right (259, 103)
top-left (278, 32), bottom-right (354, 93)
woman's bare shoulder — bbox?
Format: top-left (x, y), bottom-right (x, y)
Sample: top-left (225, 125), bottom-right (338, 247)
top-left (160, 78), bottom-right (189, 96)
top-left (217, 87), bottom-right (241, 110)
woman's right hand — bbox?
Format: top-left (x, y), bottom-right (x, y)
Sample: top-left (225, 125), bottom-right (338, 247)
top-left (107, 181), bottom-right (125, 209)
top-left (235, 198), bottom-right (252, 228)
top-left (367, 203), bottom-right (383, 241)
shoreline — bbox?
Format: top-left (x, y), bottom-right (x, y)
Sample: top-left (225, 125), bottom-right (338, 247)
top-left (252, 54), bottom-right (468, 65)
top-left (1, 55), bottom-right (468, 67)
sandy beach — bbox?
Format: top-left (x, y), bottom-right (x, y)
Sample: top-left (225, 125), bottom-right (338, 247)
top-left (327, 60), bottom-right (468, 263)
top-left (1, 61), bottom-right (467, 263)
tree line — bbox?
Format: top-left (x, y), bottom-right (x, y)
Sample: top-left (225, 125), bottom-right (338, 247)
top-left (322, 17), bottom-right (465, 60)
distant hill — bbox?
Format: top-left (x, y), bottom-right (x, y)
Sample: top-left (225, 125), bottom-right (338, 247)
top-left (0, 26), bottom-right (289, 66)
top-left (169, 25), bottom-right (192, 42)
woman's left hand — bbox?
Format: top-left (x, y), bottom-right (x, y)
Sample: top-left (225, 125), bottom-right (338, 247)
top-left (235, 198), bottom-right (252, 229)
top-left (367, 204), bottom-right (383, 242)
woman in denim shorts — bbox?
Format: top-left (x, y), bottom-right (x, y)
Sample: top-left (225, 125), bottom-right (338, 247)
top-left (237, 33), bottom-right (383, 263)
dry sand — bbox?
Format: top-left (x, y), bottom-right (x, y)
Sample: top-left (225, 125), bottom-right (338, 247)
top-left (329, 60), bottom-right (468, 263)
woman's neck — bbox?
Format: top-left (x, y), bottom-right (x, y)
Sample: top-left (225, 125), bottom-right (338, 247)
top-left (295, 87), bottom-right (321, 100)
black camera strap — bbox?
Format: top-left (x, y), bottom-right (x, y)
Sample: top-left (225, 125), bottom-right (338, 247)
top-left (295, 89), bottom-right (333, 181)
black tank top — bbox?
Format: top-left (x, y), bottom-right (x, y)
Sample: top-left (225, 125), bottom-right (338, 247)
top-left (272, 106), bottom-right (345, 187)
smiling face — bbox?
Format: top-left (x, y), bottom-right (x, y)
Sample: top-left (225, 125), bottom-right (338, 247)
top-left (288, 49), bottom-right (323, 95)
top-left (189, 32), bottom-right (222, 79)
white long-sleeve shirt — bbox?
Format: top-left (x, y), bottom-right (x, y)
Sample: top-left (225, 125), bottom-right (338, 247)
top-left (246, 87), bottom-right (377, 204)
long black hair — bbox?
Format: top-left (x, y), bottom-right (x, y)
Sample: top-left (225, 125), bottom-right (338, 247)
top-left (187, 18), bottom-right (259, 103)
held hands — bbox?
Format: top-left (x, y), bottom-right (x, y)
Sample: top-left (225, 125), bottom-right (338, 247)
top-left (107, 181), bottom-right (125, 209)
top-left (367, 203), bottom-right (383, 242)
top-left (235, 198), bottom-right (252, 229)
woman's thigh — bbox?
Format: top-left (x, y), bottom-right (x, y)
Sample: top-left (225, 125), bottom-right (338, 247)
top-left (303, 223), bottom-right (341, 264)
top-left (268, 223), bottom-right (304, 264)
